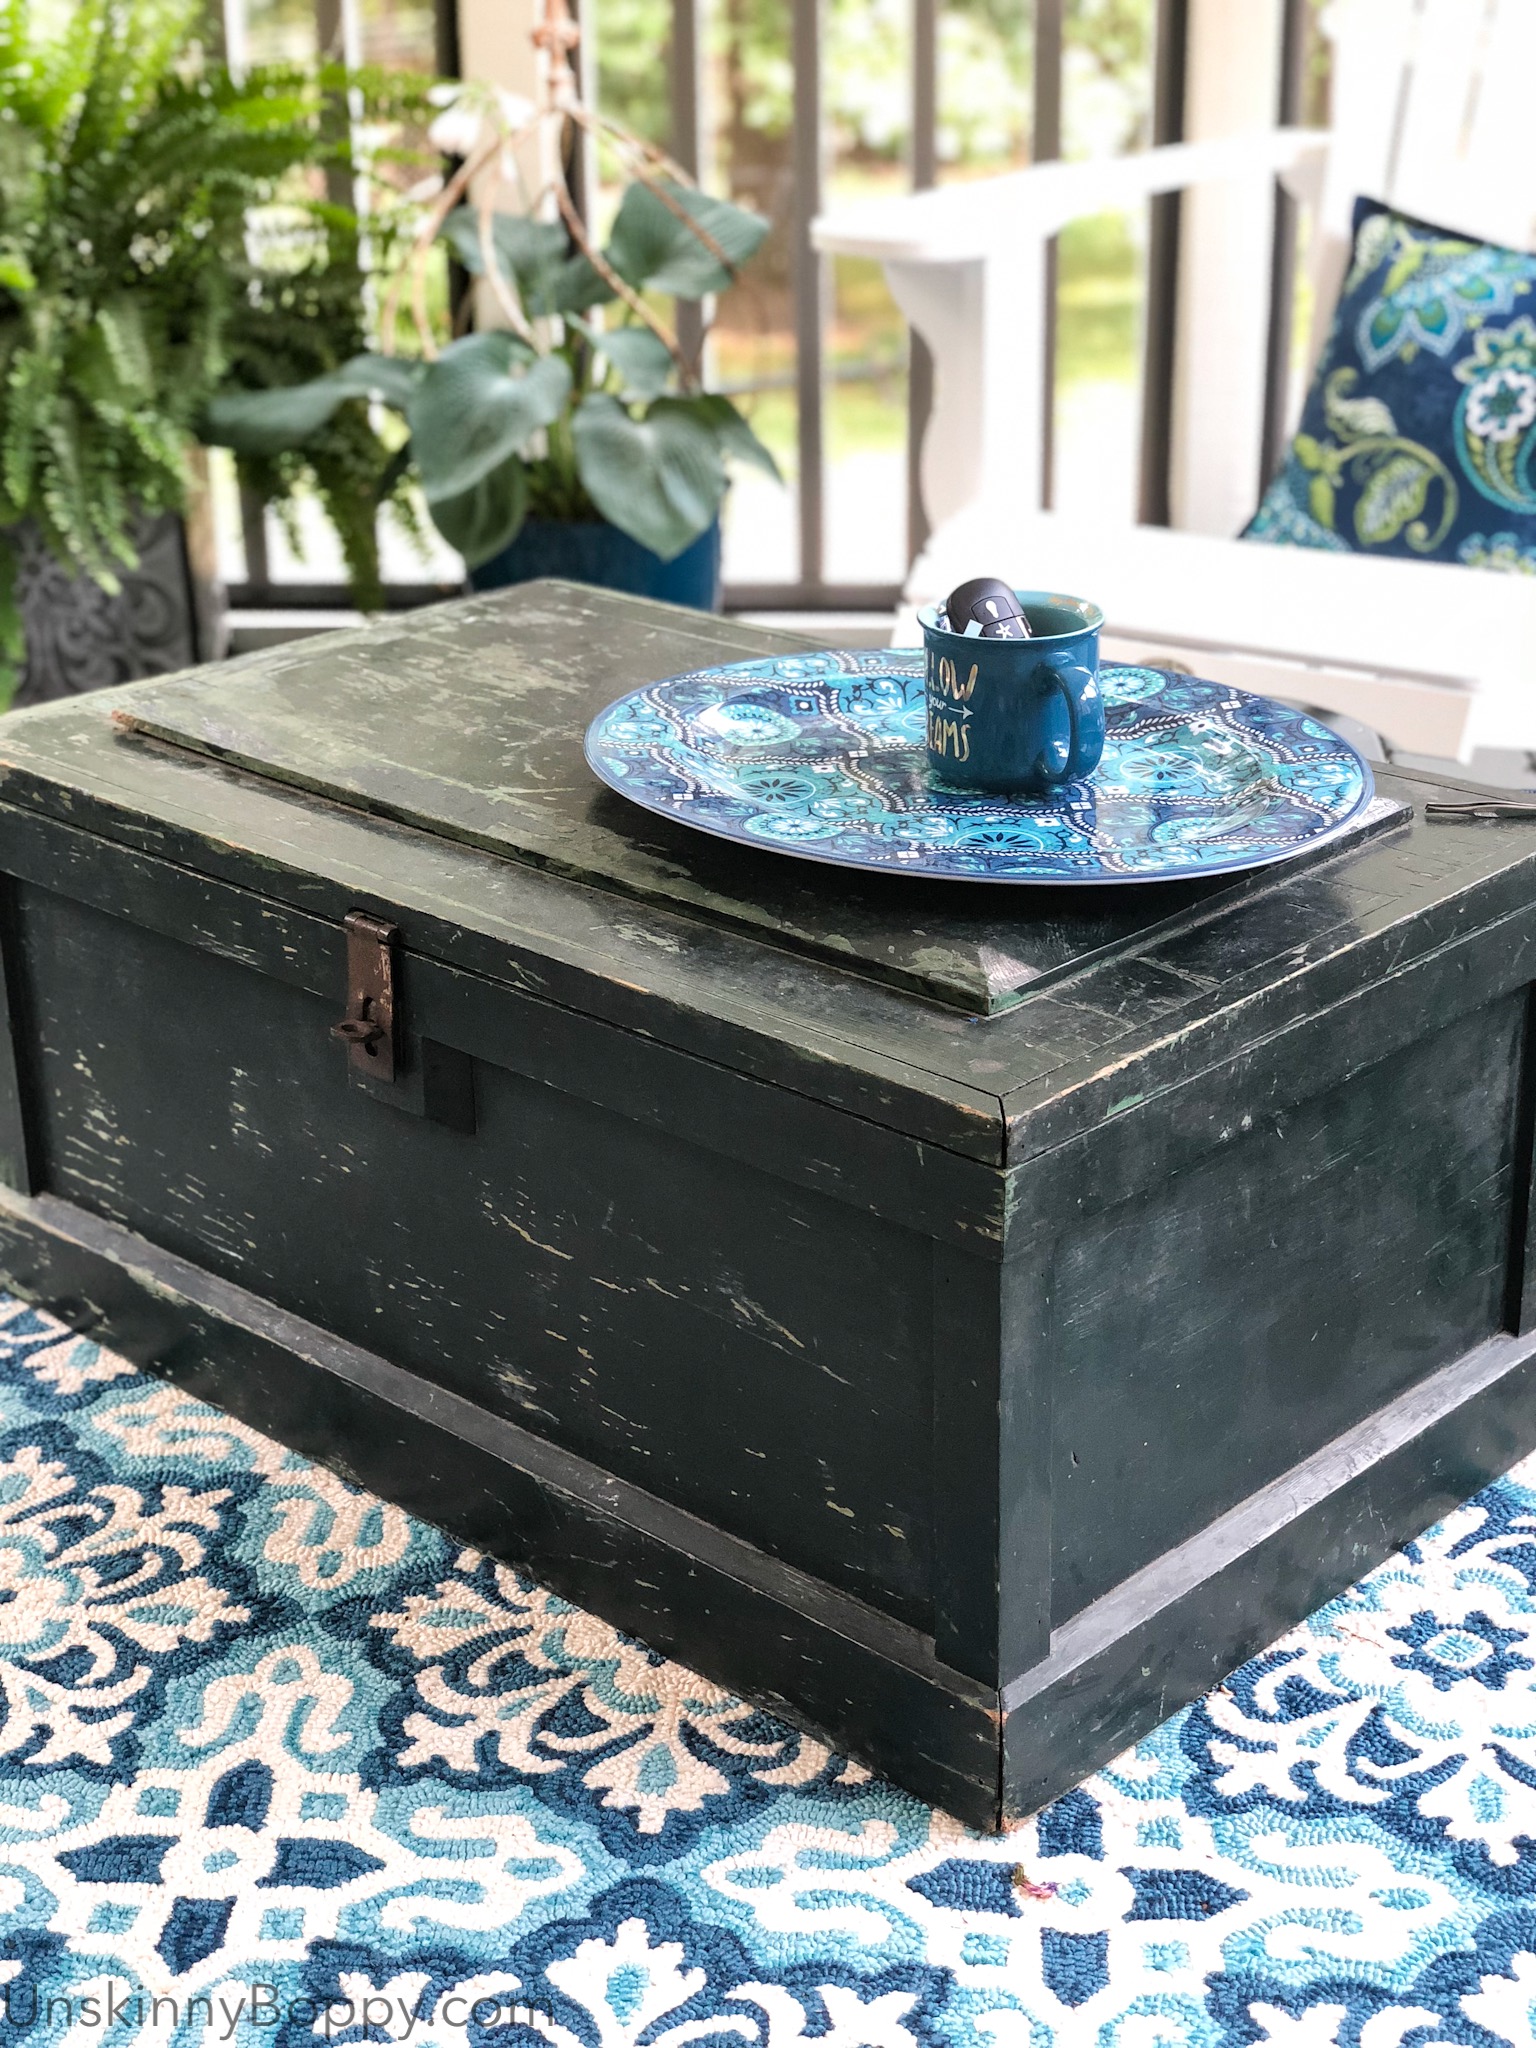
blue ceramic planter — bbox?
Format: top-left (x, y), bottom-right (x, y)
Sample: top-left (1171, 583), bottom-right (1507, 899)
top-left (469, 518), bottom-right (722, 611)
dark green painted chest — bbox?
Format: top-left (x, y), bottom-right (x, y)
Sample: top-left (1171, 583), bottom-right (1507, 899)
top-left (0, 579), bottom-right (1534, 1830)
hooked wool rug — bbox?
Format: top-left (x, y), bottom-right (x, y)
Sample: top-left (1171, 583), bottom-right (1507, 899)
top-left (0, 1295), bottom-right (1532, 2047)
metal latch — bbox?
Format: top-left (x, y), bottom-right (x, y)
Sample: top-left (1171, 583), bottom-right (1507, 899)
top-left (1425, 799), bottom-right (1536, 821)
top-left (331, 911), bottom-right (398, 1082)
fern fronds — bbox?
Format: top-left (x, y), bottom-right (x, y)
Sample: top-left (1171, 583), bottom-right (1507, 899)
top-left (0, 0), bottom-right (438, 645)
top-left (0, 0), bottom-right (320, 608)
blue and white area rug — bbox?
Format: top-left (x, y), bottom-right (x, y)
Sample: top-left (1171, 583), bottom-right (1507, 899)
top-left (0, 1295), bottom-right (1535, 2047)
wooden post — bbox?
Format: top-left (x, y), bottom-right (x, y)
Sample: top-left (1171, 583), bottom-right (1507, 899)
top-left (1166, 0), bottom-right (1284, 535)
top-left (456, 0), bottom-right (556, 333)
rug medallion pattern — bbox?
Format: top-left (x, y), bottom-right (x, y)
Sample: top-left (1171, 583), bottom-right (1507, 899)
top-left (0, 1299), bottom-right (1533, 2044)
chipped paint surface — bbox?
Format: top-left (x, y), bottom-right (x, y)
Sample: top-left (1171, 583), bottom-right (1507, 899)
top-left (5, 583), bottom-right (1536, 1832)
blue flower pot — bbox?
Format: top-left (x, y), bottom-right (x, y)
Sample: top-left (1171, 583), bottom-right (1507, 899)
top-left (468, 518), bottom-right (722, 611)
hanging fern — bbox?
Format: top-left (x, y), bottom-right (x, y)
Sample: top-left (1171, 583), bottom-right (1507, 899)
top-left (0, 0), bottom-right (436, 700)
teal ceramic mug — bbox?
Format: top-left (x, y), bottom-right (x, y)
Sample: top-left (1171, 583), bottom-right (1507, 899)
top-left (919, 590), bottom-right (1106, 795)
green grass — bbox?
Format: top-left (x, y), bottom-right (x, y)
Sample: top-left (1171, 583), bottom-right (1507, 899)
top-left (1058, 210), bottom-right (1143, 385)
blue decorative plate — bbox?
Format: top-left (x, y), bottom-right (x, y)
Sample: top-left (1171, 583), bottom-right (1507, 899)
top-left (584, 651), bottom-right (1375, 885)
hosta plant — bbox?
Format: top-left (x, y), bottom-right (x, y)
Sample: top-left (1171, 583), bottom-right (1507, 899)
top-left (205, 10), bottom-right (781, 572)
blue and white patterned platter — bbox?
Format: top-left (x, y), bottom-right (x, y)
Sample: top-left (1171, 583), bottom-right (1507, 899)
top-left (584, 650), bottom-right (1375, 885)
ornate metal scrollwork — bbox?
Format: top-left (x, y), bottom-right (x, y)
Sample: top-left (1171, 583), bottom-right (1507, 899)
top-left (12, 512), bottom-right (225, 709)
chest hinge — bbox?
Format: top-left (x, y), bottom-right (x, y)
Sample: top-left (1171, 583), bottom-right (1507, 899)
top-left (331, 910), bottom-right (398, 1082)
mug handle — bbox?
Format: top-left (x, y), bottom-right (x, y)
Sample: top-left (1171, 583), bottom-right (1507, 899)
top-left (1038, 654), bottom-right (1091, 784)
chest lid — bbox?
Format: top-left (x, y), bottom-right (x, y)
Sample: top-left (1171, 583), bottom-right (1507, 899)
top-left (112, 583), bottom-right (1403, 1017)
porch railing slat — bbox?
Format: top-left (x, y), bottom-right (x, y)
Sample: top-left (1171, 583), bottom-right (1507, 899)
top-left (906, 0), bottom-right (938, 564)
top-left (1138, 0), bottom-right (1189, 527)
top-left (792, 0), bottom-right (826, 587)
top-left (1260, 0), bottom-right (1309, 497)
top-left (670, 0), bottom-right (705, 379)
top-left (1034, 0), bottom-right (1063, 512)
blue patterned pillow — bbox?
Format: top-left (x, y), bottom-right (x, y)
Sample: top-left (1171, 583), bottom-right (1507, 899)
top-left (1244, 196), bottom-right (1536, 574)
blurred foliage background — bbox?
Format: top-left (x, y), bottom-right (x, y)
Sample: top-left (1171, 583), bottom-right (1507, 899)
top-left (591, 0), bottom-right (1159, 580)
top-left (225, 0), bottom-right (1330, 594)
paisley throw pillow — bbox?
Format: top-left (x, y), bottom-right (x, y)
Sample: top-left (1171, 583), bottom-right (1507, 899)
top-left (1244, 196), bottom-right (1536, 574)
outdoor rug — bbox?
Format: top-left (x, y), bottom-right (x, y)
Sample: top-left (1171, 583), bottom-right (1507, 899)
top-left (0, 1297), bottom-right (1535, 2048)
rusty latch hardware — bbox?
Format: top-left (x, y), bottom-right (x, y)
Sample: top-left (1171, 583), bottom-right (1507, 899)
top-left (331, 911), bottom-right (398, 1082)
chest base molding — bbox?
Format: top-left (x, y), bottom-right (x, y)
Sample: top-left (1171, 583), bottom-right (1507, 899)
top-left (2, 1182), bottom-right (1533, 1831)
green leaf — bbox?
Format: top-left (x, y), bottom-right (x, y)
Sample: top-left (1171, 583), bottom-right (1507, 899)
top-left (94, 299), bottom-right (153, 398)
top-left (573, 319), bottom-right (675, 401)
top-left (68, 309), bottom-right (150, 409)
top-left (202, 356), bottom-right (427, 456)
top-left (1323, 369), bottom-right (1396, 441)
top-left (0, 251), bottom-right (35, 297)
top-left (604, 180), bottom-right (768, 299)
top-left (427, 453), bottom-right (528, 568)
top-left (1308, 473), bottom-right (1335, 531)
top-left (694, 393), bottom-right (781, 480)
top-left (406, 335), bottom-right (571, 504)
top-left (440, 208), bottom-right (562, 285)
top-left (572, 392), bottom-right (726, 560)
top-left (341, 354), bottom-right (431, 411)
top-left (438, 208), bottom-right (611, 315)
top-left (1382, 243), bottom-right (1427, 299)
top-left (1292, 433), bottom-right (1323, 472)
top-left (1354, 452), bottom-right (1432, 547)
top-left (442, 202), bottom-right (569, 272)
top-left (202, 381), bottom-right (356, 455)
top-left (1327, 391), bottom-right (1397, 439)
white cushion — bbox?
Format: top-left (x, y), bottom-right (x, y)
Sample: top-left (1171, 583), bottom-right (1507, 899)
top-left (902, 505), bottom-right (1536, 758)
top-left (907, 504), bottom-right (1534, 686)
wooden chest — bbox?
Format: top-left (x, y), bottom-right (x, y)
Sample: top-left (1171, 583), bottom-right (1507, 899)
top-left (1, 580), bottom-right (1534, 1831)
